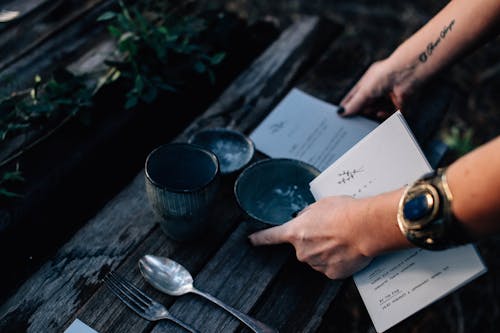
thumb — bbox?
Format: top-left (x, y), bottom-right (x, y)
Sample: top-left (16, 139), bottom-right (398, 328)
top-left (248, 224), bottom-right (290, 246)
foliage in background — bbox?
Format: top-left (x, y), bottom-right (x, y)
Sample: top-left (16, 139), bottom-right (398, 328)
top-left (442, 126), bottom-right (476, 157)
top-left (0, 164), bottom-right (23, 198)
top-left (0, 1), bottom-right (226, 198)
top-left (98, 0), bottom-right (225, 109)
top-left (0, 72), bottom-right (93, 198)
top-left (0, 72), bottom-right (93, 142)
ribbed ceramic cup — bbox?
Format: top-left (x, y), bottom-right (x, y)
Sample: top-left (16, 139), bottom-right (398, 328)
top-left (145, 143), bottom-right (220, 241)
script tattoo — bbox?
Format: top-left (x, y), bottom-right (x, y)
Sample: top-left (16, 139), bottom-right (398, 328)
top-left (419, 19), bottom-right (455, 63)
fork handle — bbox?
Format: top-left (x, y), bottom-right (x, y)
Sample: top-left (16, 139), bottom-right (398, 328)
top-left (191, 288), bottom-right (278, 333)
top-left (166, 315), bottom-right (201, 333)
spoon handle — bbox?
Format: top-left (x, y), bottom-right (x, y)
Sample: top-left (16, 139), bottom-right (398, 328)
top-left (191, 288), bottom-right (278, 333)
top-left (167, 315), bottom-right (201, 333)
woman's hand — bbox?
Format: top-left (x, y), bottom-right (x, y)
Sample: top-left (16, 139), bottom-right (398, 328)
top-left (339, 58), bottom-right (420, 119)
top-left (340, 0), bottom-right (500, 119)
top-left (249, 190), bottom-right (411, 279)
top-left (249, 196), bottom-right (374, 279)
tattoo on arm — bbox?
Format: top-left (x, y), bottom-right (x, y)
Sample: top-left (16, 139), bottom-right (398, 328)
top-left (419, 19), bottom-right (456, 63)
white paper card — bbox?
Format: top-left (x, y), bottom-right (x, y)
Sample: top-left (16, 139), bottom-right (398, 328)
top-left (250, 88), bottom-right (377, 171)
top-left (64, 319), bottom-right (99, 333)
top-left (309, 112), bottom-right (487, 332)
top-left (309, 112), bottom-right (431, 198)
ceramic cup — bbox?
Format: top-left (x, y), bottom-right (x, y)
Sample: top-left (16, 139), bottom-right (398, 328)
top-left (145, 143), bottom-right (220, 241)
top-left (188, 128), bottom-right (255, 175)
top-left (234, 158), bottom-right (319, 230)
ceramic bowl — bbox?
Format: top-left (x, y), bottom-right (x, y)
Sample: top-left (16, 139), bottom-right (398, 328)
top-left (234, 158), bottom-right (320, 228)
top-left (188, 128), bottom-right (255, 175)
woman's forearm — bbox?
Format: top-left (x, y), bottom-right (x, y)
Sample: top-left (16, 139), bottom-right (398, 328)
top-left (363, 137), bottom-right (500, 257)
top-left (447, 137), bottom-right (500, 238)
top-left (387, 0), bottom-right (500, 94)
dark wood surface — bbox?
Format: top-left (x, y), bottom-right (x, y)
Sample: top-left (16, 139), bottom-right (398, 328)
top-left (0, 4), bottom-right (277, 303)
top-left (0, 14), bottom-right (452, 333)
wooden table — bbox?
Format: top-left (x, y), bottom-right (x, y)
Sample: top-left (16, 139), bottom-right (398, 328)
top-left (0, 16), bottom-right (450, 333)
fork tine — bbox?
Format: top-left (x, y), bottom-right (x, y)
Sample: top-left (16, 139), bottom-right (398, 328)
top-left (108, 272), bottom-right (151, 308)
top-left (106, 273), bottom-right (149, 312)
top-left (111, 272), bottom-right (154, 304)
top-left (106, 278), bottom-right (147, 317)
top-left (105, 272), bottom-right (199, 333)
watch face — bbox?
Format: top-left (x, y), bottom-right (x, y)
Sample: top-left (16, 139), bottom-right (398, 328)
top-left (403, 192), bottom-right (434, 221)
top-left (401, 184), bottom-right (440, 230)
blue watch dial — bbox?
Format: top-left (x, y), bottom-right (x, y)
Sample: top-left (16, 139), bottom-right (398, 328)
top-left (403, 192), bottom-right (434, 221)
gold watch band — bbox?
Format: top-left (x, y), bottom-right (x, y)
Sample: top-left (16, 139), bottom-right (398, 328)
top-left (397, 168), bottom-right (470, 250)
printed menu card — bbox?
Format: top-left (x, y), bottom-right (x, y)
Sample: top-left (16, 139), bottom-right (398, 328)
top-left (251, 89), bottom-right (486, 332)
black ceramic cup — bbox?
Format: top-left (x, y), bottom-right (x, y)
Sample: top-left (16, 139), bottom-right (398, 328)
top-left (145, 143), bottom-right (220, 241)
top-left (234, 158), bottom-right (320, 230)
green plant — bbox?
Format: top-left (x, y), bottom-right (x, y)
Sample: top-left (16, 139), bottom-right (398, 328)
top-left (0, 72), bottom-right (93, 198)
top-left (0, 72), bottom-right (93, 143)
top-left (98, 1), bottom-right (225, 109)
top-left (0, 164), bottom-right (24, 198)
top-left (442, 126), bottom-right (476, 157)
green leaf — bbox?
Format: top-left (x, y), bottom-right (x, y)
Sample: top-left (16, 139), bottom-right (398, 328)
top-left (107, 25), bottom-right (122, 38)
top-left (0, 188), bottom-right (23, 198)
top-left (210, 52), bottom-right (225, 65)
top-left (2, 170), bottom-right (24, 182)
top-left (141, 86), bottom-right (157, 104)
top-left (207, 69), bottom-right (216, 85)
top-left (119, 31), bottom-right (135, 44)
top-left (124, 95), bottom-right (138, 109)
top-left (194, 61), bottom-right (206, 73)
top-left (110, 70), bottom-right (121, 82)
top-left (134, 76), bottom-right (144, 94)
top-left (97, 12), bottom-right (116, 21)
top-left (156, 82), bottom-right (177, 92)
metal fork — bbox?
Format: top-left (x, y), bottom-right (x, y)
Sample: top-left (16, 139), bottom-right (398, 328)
top-left (105, 272), bottom-right (200, 333)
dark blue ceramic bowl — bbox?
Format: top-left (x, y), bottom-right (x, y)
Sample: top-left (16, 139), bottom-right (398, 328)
top-left (234, 158), bottom-right (320, 228)
top-left (188, 128), bottom-right (255, 175)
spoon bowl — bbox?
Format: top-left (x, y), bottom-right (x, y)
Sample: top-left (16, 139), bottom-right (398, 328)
top-left (139, 255), bottom-right (194, 296)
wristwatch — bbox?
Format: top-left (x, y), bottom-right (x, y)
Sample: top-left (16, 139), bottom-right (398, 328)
top-left (397, 168), bottom-right (470, 250)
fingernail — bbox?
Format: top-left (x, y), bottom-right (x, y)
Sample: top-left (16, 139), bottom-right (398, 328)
top-left (337, 106), bottom-right (345, 115)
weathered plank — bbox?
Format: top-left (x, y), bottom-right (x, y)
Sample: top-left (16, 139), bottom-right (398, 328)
top-left (0, 0), bottom-right (51, 32)
top-left (180, 16), bottom-right (342, 139)
top-left (0, 6), bottom-right (279, 305)
top-left (247, 257), bottom-right (341, 333)
top-left (76, 182), bottom-right (244, 333)
top-left (0, 0), bottom-right (115, 93)
top-left (0, 16), bottom-right (336, 333)
top-left (150, 222), bottom-right (291, 333)
top-left (0, 174), bottom-right (156, 333)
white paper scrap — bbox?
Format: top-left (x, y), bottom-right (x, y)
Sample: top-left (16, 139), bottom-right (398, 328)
top-left (64, 319), bottom-right (99, 333)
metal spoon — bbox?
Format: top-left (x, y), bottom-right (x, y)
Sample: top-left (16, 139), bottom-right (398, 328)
top-left (139, 254), bottom-right (277, 333)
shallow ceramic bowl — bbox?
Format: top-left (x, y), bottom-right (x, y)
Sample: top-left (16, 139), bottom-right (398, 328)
top-left (188, 128), bottom-right (255, 175)
top-left (234, 158), bottom-right (320, 228)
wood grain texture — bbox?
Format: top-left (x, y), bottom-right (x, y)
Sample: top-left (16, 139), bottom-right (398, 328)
top-left (150, 222), bottom-right (291, 333)
top-left (0, 16), bottom-right (334, 333)
top-left (0, 0), bottom-right (52, 32)
top-left (0, 174), bottom-right (156, 332)
top-left (179, 16), bottom-right (341, 140)
top-left (0, 0), bottom-right (114, 93)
